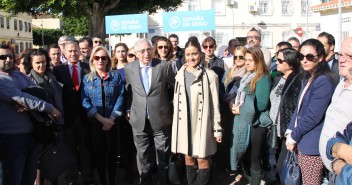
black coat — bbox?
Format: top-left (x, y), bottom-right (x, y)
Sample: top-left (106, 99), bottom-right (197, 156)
top-left (272, 71), bottom-right (303, 137)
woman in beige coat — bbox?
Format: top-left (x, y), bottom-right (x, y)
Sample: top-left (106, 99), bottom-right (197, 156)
top-left (171, 39), bottom-right (222, 185)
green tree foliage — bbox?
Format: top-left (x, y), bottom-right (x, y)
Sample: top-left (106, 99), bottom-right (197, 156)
top-left (62, 16), bottom-right (89, 36)
top-left (32, 28), bottom-right (63, 46)
top-left (0, 0), bottom-right (183, 36)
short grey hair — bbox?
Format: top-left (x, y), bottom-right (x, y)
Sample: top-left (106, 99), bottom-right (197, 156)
top-left (134, 38), bottom-right (152, 51)
top-left (58, 36), bottom-right (75, 45)
top-left (63, 40), bottom-right (79, 51)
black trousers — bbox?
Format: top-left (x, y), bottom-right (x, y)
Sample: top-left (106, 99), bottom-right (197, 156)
top-left (132, 119), bottom-right (171, 185)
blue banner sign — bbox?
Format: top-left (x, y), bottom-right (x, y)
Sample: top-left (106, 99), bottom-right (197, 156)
top-left (105, 14), bottom-right (148, 34)
top-left (163, 10), bottom-right (215, 32)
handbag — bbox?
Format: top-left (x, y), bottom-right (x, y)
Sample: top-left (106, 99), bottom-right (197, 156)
top-left (281, 150), bottom-right (301, 185)
top-left (168, 153), bottom-right (185, 184)
top-left (39, 132), bottom-right (76, 181)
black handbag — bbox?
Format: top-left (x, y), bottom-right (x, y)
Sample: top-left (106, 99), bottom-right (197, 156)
top-left (281, 150), bottom-right (301, 185)
top-left (168, 153), bottom-right (185, 184)
top-left (39, 133), bottom-right (76, 181)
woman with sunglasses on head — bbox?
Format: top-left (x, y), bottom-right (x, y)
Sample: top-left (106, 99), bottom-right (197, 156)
top-left (153, 36), bottom-right (182, 74)
top-left (285, 39), bottom-right (337, 185)
top-left (172, 39), bottom-right (222, 185)
top-left (112, 43), bottom-right (128, 70)
top-left (81, 46), bottom-right (124, 185)
top-left (230, 47), bottom-right (271, 185)
top-left (268, 48), bottom-right (302, 181)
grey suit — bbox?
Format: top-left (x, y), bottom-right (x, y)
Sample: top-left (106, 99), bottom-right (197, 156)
top-left (125, 59), bottom-right (175, 185)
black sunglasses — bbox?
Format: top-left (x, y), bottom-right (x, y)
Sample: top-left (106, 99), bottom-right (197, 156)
top-left (128, 53), bottom-right (135, 58)
top-left (203, 45), bottom-right (214, 49)
top-left (157, 45), bottom-right (168, 50)
top-left (298, 53), bottom-right (318, 61)
top-left (233, 55), bottom-right (245, 60)
top-left (277, 58), bottom-right (287, 64)
top-left (0, 54), bottom-right (14, 60)
top-left (93, 56), bottom-right (108, 61)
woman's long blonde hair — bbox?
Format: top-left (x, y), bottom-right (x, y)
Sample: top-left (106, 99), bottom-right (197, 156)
top-left (224, 46), bottom-right (247, 85)
top-left (246, 47), bottom-right (269, 93)
top-left (88, 46), bottom-right (112, 81)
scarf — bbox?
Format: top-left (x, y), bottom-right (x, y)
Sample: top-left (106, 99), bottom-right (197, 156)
top-left (30, 69), bottom-right (55, 101)
top-left (234, 72), bottom-right (256, 107)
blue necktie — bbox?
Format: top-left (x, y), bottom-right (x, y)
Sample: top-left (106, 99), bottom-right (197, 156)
top-left (142, 66), bottom-right (150, 93)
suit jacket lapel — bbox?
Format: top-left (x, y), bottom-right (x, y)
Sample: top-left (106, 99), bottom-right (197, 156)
top-left (135, 61), bottom-right (146, 95)
top-left (63, 63), bottom-right (74, 87)
top-left (149, 59), bottom-right (161, 94)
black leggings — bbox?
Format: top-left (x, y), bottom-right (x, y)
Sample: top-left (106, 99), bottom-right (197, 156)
top-left (93, 151), bottom-right (117, 185)
top-left (248, 126), bottom-right (268, 171)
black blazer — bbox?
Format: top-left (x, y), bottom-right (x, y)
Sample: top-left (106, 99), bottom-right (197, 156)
top-left (53, 62), bottom-right (90, 127)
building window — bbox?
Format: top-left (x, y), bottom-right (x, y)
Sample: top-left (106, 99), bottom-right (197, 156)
top-left (259, 0), bottom-right (273, 15)
top-left (14, 19), bottom-right (17, 30)
top-left (261, 31), bottom-right (273, 48)
top-left (24, 22), bottom-right (28, 32)
top-left (6, 18), bottom-right (10, 29)
top-left (20, 42), bottom-right (24, 53)
top-left (342, 17), bottom-right (351, 39)
top-left (282, 0), bottom-right (293, 15)
top-left (214, 32), bottom-right (227, 46)
top-left (28, 23), bottom-right (31, 32)
top-left (29, 42), bottom-right (32, 49)
top-left (301, 0), bottom-right (312, 16)
top-left (19, 20), bottom-right (23, 31)
top-left (188, 0), bottom-right (198, 11)
top-left (25, 42), bottom-right (28, 49)
top-left (0, 16), bottom-right (4, 28)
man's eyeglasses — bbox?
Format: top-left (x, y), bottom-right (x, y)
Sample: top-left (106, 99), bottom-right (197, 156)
top-left (246, 36), bottom-right (260, 40)
top-left (128, 53), bottom-right (136, 58)
top-left (157, 46), bottom-right (168, 50)
top-left (136, 48), bottom-right (152, 54)
top-left (203, 45), bottom-right (214, 49)
top-left (233, 55), bottom-right (245, 60)
top-left (93, 56), bottom-right (108, 61)
top-left (298, 53), bottom-right (318, 61)
top-left (336, 52), bottom-right (352, 60)
top-left (277, 58), bottom-right (287, 64)
top-left (0, 54), bottom-right (14, 60)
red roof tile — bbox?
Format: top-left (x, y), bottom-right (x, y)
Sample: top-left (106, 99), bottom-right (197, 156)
top-left (311, 0), bottom-right (352, 11)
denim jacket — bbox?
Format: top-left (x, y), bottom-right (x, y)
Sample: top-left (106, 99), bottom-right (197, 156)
top-left (327, 121), bottom-right (352, 185)
top-left (81, 71), bottom-right (124, 119)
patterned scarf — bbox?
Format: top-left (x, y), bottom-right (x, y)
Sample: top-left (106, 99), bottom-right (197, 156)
top-left (234, 72), bottom-right (256, 107)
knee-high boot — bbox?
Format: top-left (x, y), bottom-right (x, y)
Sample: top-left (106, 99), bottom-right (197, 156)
top-left (186, 165), bottom-right (198, 185)
top-left (249, 169), bottom-right (262, 185)
top-left (197, 168), bottom-right (211, 185)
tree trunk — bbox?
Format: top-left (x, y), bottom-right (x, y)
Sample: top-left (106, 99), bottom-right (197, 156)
top-left (89, 3), bottom-right (105, 37)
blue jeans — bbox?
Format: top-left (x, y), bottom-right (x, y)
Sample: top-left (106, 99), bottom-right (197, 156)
top-left (0, 133), bottom-right (38, 185)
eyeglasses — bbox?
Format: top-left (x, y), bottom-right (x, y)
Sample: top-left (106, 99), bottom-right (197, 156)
top-left (0, 54), bottom-right (14, 60)
top-left (277, 58), bottom-right (287, 64)
top-left (336, 52), bottom-right (352, 60)
top-left (157, 45), bottom-right (168, 50)
top-left (247, 36), bottom-right (260, 40)
top-left (202, 45), bottom-right (214, 49)
top-left (94, 40), bottom-right (102, 44)
top-left (128, 53), bottom-right (135, 58)
top-left (93, 56), bottom-right (108, 61)
top-left (233, 55), bottom-right (245, 60)
top-left (136, 48), bottom-right (152, 54)
top-left (298, 53), bottom-right (318, 61)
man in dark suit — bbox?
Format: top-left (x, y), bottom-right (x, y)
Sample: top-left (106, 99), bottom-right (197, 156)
top-left (318, 32), bottom-right (340, 81)
top-left (125, 38), bottom-right (175, 185)
top-left (52, 40), bottom-right (92, 184)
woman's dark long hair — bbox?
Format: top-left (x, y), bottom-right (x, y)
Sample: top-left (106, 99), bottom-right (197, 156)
top-left (299, 39), bottom-right (338, 84)
top-left (277, 48), bottom-right (300, 73)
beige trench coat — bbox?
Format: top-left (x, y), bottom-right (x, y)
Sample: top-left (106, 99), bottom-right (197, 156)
top-left (171, 65), bottom-right (222, 158)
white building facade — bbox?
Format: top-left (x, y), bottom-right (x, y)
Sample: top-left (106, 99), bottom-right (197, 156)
top-left (0, 11), bottom-right (33, 54)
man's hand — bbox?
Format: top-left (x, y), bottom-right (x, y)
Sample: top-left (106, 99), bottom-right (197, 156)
top-left (50, 107), bottom-right (62, 120)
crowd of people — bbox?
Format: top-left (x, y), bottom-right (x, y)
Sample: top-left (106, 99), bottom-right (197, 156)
top-left (0, 28), bottom-right (352, 185)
